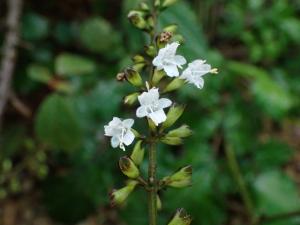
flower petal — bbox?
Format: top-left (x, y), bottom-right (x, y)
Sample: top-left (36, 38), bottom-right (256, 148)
top-left (123, 119), bottom-right (134, 128)
top-left (192, 77), bottom-right (204, 89)
top-left (149, 109), bottom-right (167, 126)
top-left (153, 56), bottom-right (162, 67)
top-left (111, 136), bottom-right (120, 148)
top-left (123, 130), bottom-right (135, 146)
top-left (136, 106), bottom-right (148, 118)
top-left (158, 98), bottom-right (172, 109)
top-left (104, 125), bottom-right (113, 136)
top-left (164, 64), bottom-right (179, 77)
top-left (174, 55), bottom-right (186, 66)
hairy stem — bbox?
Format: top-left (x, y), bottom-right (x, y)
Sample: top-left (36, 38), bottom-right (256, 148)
top-left (148, 140), bottom-right (157, 225)
top-left (225, 144), bottom-right (256, 225)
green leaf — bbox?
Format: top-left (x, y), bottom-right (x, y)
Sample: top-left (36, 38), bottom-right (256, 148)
top-left (35, 94), bottom-right (83, 151)
top-left (252, 76), bottom-right (293, 119)
top-left (21, 13), bottom-right (49, 41)
top-left (79, 17), bottom-right (121, 54)
top-left (27, 64), bottom-right (52, 83)
top-left (255, 139), bottom-right (293, 170)
top-left (254, 171), bottom-right (300, 215)
top-left (227, 61), bottom-right (294, 119)
top-left (55, 53), bottom-right (96, 76)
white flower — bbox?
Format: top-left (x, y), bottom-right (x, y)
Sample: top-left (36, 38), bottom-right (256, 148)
top-left (136, 88), bottom-right (172, 126)
top-left (152, 42), bottom-right (186, 77)
top-left (104, 117), bottom-right (135, 151)
top-left (180, 59), bottom-right (218, 89)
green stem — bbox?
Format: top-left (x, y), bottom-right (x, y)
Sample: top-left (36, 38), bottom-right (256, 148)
top-left (148, 140), bottom-right (157, 225)
top-left (225, 144), bottom-right (256, 225)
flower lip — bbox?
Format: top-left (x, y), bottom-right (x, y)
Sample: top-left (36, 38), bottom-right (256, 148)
top-left (180, 59), bottom-right (217, 89)
top-left (152, 42), bottom-right (186, 77)
top-left (104, 117), bottom-right (135, 151)
top-left (136, 88), bottom-right (172, 126)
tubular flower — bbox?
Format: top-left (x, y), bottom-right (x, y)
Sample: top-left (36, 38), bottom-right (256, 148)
top-left (136, 88), bottom-right (172, 126)
top-left (104, 117), bottom-right (135, 151)
top-left (180, 59), bottom-right (218, 89)
top-left (152, 42), bottom-right (186, 77)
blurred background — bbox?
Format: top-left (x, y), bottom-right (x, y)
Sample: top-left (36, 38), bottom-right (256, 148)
top-left (0, 0), bottom-right (300, 224)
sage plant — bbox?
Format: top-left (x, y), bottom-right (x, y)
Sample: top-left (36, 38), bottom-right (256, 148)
top-left (104, 0), bottom-right (218, 224)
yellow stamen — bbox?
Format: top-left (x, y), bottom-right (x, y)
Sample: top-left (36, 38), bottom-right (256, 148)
top-left (210, 68), bottom-right (218, 74)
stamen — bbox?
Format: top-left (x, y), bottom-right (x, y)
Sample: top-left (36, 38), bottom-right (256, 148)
top-left (210, 68), bottom-right (218, 74)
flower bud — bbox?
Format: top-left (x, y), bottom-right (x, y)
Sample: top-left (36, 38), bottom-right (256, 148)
top-left (161, 136), bottom-right (182, 146)
top-left (110, 180), bottom-right (138, 206)
top-left (154, 0), bottom-right (161, 7)
top-left (161, 104), bottom-right (185, 130)
top-left (145, 45), bottom-right (157, 57)
top-left (128, 10), bottom-right (148, 30)
top-left (172, 34), bottom-right (185, 44)
top-left (147, 118), bottom-right (157, 132)
top-left (132, 54), bottom-right (145, 64)
top-left (147, 16), bottom-right (155, 29)
top-left (157, 194), bottom-right (162, 211)
top-left (162, 78), bottom-right (185, 93)
top-left (167, 125), bottom-right (193, 138)
top-left (133, 62), bottom-right (146, 72)
top-left (119, 156), bottom-right (140, 179)
top-left (163, 24), bottom-right (178, 33)
top-left (162, 0), bottom-right (179, 8)
top-left (130, 140), bottom-right (145, 166)
top-left (131, 128), bottom-right (141, 138)
top-left (125, 68), bottom-right (143, 87)
top-left (162, 166), bottom-right (192, 188)
top-left (152, 69), bottom-right (165, 85)
top-left (124, 92), bottom-right (139, 105)
top-left (139, 2), bottom-right (150, 11)
top-left (158, 31), bottom-right (173, 45)
top-left (168, 208), bottom-right (192, 225)
top-left (116, 72), bottom-right (126, 81)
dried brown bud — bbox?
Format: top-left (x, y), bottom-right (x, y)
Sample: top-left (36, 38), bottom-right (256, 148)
top-left (159, 31), bottom-right (173, 43)
top-left (116, 72), bottom-right (126, 81)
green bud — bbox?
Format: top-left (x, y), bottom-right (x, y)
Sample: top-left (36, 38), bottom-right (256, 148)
top-left (131, 128), bottom-right (141, 138)
top-left (2, 159), bottom-right (12, 172)
top-left (128, 10), bottom-right (148, 30)
top-left (167, 125), bottom-right (193, 138)
top-left (154, 0), bottom-right (161, 7)
top-left (147, 16), bottom-right (155, 29)
top-left (119, 156), bottom-right (140, 179)
top-left (157, 194), bottom-right (162, 211)
top-left (133, 62), bottom-right (146, 72)
top-left (161, 136), bottom-right (182, 146)
top-left (125, 68), bottom-right (143, 87)
top-left (172, 34), bottom-right (185, 44)
top-left (110, 180), bottom-right (138, 206)
top-left (168, 208), bottom-right (192, 225)
top-left (152, 69), bottom-right (165, 85)
top-left (145, 45), bottom-right (157, 57)
top-left (148, 118), bottom-right (157, 132)
top-left (161, 104), bottom-right (185, 130)
top-left (130, 140), bottom-right (145, 166)
top-left (162, 78), bottom-right (185, 93)
top-left (163, 24), bottom-right (178, 33)
top-left (124, 92), bottom-right (139, 105)
top-left (162, 0), bottom-right (179, 8)
top-left (162, 166), bottom-right (192, 188)
top-left (132, 54), bottom-right (145, 64)
top-left (139, 2), bottom-right (150, 11)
